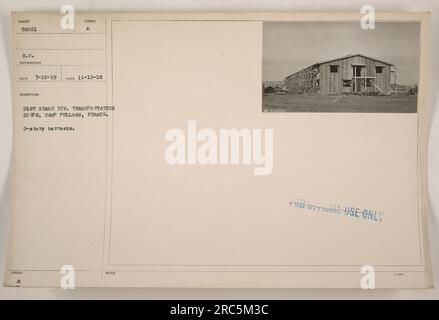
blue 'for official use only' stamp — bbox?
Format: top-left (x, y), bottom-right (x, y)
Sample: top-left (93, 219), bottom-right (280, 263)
top-left (289, 198), bottom-right (384, 223)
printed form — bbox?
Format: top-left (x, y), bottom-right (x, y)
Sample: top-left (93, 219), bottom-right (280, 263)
top-left (5, 11), bottom-right (433, 288)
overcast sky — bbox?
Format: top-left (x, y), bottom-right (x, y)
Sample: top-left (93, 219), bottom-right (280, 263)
top-left (263, 22), bottom-right (420, 85)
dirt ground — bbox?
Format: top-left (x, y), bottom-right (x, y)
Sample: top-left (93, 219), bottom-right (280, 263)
top-left (262, 93), bottom-right (418, 113)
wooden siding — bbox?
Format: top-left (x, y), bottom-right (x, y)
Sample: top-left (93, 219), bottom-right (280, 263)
top-left (318, 56), bottom-right (392, 95)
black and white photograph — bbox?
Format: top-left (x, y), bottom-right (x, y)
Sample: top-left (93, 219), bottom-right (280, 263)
top-left (262, 22), bottom-right (420, 112)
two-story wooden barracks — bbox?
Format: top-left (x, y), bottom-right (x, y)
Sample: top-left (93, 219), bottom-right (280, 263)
top-left (285, 54), bottom-right (396, 95)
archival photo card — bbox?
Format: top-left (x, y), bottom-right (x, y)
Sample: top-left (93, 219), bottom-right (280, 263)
top-left (262, 22), bottom-right (420, 113)
top-left (5, 12), bottom-right (432, 289)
